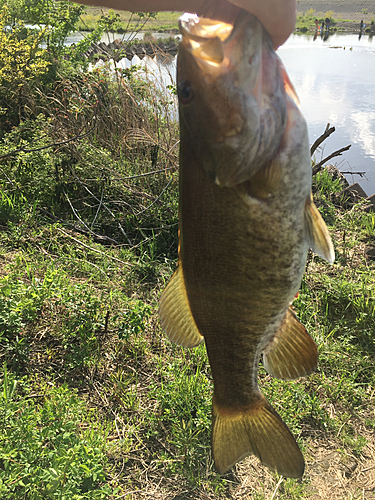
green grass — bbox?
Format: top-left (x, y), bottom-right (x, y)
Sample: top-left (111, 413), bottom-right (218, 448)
top-left (0, 366), bottom-right (116, 499)
top-left (1, 156), bottom-right (374, 499)
top-left (76, 6), bottom-right (365, 37)
top-left (77, 9), bottom-right (181, 33)
top-left (295, 8), bottom-right (360, 31)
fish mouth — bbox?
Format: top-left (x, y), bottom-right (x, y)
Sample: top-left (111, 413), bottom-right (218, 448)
top-left (178, 14), bottom-right (234, 65)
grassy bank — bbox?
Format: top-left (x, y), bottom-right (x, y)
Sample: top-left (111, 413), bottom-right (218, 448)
top-left (1, 69), bottom-right (375, 499)
top-left (77, 9), bottom-right (181, 33)
top-left (295, 9), bottom-right (375, 32)
top-left (1, 131), bottom-right (375, 499)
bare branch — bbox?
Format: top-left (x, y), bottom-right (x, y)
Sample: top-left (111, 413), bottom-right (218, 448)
top-left (39, 208), bottom-right (119, 245)
top-left (63, 189), bottom-right (93, 235)
top-left (340, 171), bottom-right (366, 177)
top-left (113, 166), bottom-right (174, 181)
top-left (310, 123), bottom-right (335, 156)
top-left (91, 188), bottom-right (105, 230)
top-left (56, 228), bottom-right (132, 266)
top-left (135, 178), bottom-right (172, 216)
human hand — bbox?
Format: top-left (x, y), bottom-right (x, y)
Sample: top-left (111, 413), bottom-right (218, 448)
top-left (74, 0), bottom-right (296, 48)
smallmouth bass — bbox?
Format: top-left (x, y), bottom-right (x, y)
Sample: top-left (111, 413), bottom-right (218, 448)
top-left (159, 11), bottom-right (334, 478)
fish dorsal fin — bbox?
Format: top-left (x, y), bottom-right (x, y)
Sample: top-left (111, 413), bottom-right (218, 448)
top-left (304, 193), bottom-right (335, 264)
top-left (212, 393), bottom-right (304, 477)
top-left (247, 158), bottom-right (282, 198)
top-left (159, 264), bottom-right (204, 348)
top-left (262, 307), bottom-right (318, 380)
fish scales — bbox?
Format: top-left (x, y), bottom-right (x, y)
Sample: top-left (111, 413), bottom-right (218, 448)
top-left (159, 10), bottom-right (334, 478)
top-left (180, 144), bottom-right (306, 398)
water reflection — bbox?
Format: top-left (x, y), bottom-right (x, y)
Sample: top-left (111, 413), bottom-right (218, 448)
top-left (278, 34), bottom-right (375, 193)
top-left (282, 31), bottom-right (374, 53)
top-left (66, 30), bottom-right (179, 46)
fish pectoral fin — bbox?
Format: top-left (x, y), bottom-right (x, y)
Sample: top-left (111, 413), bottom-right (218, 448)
top-left (280, 63), bottom-right (300, 106)
top-left (246, 158), bottom-right (282, 199)
top-left (262, 307), bottom-right (318, 380)
top-left (212, 395), bottom-right (304, 478)
top-left (304, 193), bottom-right (335, 264)
top-left (190, 37), bottom-right (224, 64)
top-left (159, 264), bottom-right (204, 348)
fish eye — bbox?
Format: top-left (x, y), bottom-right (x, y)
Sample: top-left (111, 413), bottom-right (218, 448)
top-left (178, 80), bottom-right (194, 105)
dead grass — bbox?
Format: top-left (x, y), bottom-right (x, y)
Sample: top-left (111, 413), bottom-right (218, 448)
top-left (307, 435), bottom-right (375, 499)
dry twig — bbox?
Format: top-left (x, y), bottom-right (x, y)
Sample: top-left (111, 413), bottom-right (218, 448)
top-left (270, 476), bottom-right (284, 500)
top-left (310, 123), bottom-right (336, 156)
top-left (56, 227), bottom-right (133, 266)
top-left (312, 145), bottom-right (352, 176)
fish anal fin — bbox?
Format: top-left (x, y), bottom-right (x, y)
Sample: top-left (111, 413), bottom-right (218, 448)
top-left (305, 193), bottom-right (335, 264)
top-left (246, 158), bottom-right (282, 198)
top-left (159, 264), bottom-right (204, 348)
top-left (212, 394), bottom-right (304, 478)
top-left (262, 307), bottom-right (318, 380)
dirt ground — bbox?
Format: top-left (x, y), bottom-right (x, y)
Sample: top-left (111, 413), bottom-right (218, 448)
top-left (226, 432), bottom-right (375, 499)
top-left (124, 431), bottom-right (375, 499)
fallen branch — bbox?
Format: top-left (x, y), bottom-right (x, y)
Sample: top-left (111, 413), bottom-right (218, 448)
top-left (340, 171), bottom-right (366, 177)
top-left (312, 144), bottom-right (351, 176)
top-left (310, 123), bottom-right (335, 156)
top-left (38, 208), bottom-right (119, 245)
top-left (56, 228), bottom-right (133, 267)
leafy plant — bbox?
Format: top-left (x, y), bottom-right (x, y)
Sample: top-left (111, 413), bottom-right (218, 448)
top-left (0, 372), bottom-right (116, 499)
top-left (117, 299), bottom-right (151, 341)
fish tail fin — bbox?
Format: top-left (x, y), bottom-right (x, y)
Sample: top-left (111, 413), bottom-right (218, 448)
top-left (212, 394), bottom-right (304, 478)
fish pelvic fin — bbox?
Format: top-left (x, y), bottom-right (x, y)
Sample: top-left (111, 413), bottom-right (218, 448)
top-left (262, 307), bottom-right (318, 380)
top-left (159, 264), bottom-right (204, 348)
top-left (212, 394), bottom-right (304, 478)
top-left (304, 193), bottom-right (335, 264)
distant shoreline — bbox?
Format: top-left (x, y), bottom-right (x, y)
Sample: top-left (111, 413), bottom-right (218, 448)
top-left (78, 7), bottom-right (374, 34)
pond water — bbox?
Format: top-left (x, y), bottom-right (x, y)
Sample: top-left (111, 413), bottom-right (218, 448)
top-left (71, 30), bottom-right (375, 195)
top-left (278, 32), bottom-right (375, 195)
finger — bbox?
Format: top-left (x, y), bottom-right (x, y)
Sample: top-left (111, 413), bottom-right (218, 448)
top-left (229, 0), bottom-right (297, 48)
top-left (73, 0), bottom-right (241, 28)
top-left (74, 0), bottom-right (296, 48)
